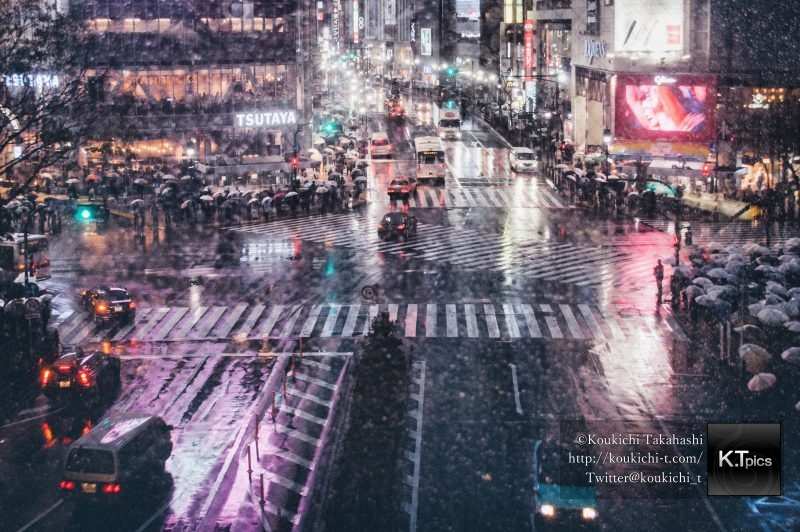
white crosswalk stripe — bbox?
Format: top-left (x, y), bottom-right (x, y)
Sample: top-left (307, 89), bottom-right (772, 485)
top-left (53, 301), bottom-right (687, 344)
top-left (637, 219), bottom-right (794, 248)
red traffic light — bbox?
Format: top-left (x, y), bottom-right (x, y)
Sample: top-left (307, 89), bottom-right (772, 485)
top-left (291, 157), bottom-right (299, 169)
top-left (701, 162), bottom-right (713, 177)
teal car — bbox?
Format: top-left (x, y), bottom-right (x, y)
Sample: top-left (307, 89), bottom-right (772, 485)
top-left (533, 439), bottom-right (599, 529)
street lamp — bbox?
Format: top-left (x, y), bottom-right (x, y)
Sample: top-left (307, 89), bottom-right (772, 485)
top-left (602, 128), bottom-right (612, 175)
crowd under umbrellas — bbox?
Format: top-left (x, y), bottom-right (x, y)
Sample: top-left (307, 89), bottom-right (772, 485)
top-left (668, 237), bottom-right (800, 406)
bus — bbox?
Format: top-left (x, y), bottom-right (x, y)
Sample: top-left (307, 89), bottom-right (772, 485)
top-left (0, 233), bottom-right (51, 283)
top-left (414, 136), bottom-right (446, 185)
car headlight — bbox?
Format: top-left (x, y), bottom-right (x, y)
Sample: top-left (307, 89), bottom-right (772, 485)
top-left (540, 504), bottom-right (556, 518)
top-left (582, 507), bottom-right (597, 520)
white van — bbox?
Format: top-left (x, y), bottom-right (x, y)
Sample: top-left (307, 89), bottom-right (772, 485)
top-left (370, 132), bottom-right (392, 158)
top-left (510, 147), bottom-right (537, 173)
top-left (60, 413), bottom-right (172, 502)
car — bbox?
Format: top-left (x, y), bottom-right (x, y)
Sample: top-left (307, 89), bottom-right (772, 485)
top-left (81, 286), bottom-right (136, 324)
top-left (377, 212), bottom-right (418, 241)
top-left (41, 350), bottom-right (121, 403)
top-left (533, 438), bottom-right (599, 529)
top-left (510, 147), bottom-right (537, 172)
top-left (387, 177), bottom-right (417, 199)
top-left (389, 104), bottom-right (406, 120)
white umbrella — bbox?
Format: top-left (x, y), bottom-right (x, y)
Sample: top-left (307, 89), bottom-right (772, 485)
top-left (133, 178), bottom-right (148, 185)
top-left (199, 195), bottom-right (213, 202)
top-left (247, 197), bottom-right (260, 205)
top-left (162, 174), bottom-right (177, 181)
top-left (212, 191), bottom-right (224, 198)
top-left (739, 344), bottom-right (771, 374)
top-left (309, 152), bottom-right (324, 162)
top-left (781, 347), bottom-right (800, 364)
top-left (747, 373), bottom-right (777, 392)
top-left (285, 191), bottom-right (298, 198)
top-left (316, 186), bottom-right (328, 193)
top-left (573, 168), bottom-right (586, 177)
top-left (160, 187), bottom-right (173, 195)
top-left (180, 200), bottom-right (193, 209)
top-left (129, 199), bottom-right (144, 207)
top-left (354, 176), bottom-right (367, 182)
top-left (326, 180), bottom-right (339, 187)
top-left (555, 164), bottom-right (570, 170)
top-left (757, 307), bottom-right (789, 326)
top-left (180, 175), bottom-right (194, 181)
top-left (261, 197), bottom-right (272, 205)
top-left (66, 178), bottom-right (80, 184)
top-left (693, 277), bottom-right (714, 288)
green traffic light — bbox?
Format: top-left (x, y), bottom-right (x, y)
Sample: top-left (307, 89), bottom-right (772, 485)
top-left (79, 208), bottom-right (92, 219)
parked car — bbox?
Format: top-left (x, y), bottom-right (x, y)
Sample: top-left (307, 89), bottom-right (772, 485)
top-left (41, 350), bottom-right (121, 403)
top-left (387, 177), bottom-right (417, 199)
top-left (377, 212), bottom-right (418, 241)
top-left (81, 286), bottom-right (136, 324)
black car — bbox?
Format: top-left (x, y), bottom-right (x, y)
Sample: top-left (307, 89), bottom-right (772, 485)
top-left (41, 351), bottom-right (121, 403)
top-left (81, 286), bottom-right (136, 323)
top-left (377, 212), bottom-right (418, 241)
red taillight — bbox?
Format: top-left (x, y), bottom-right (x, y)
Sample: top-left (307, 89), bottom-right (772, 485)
top-left (102, 483), bottom-right (121, 493)
top-left (129, 301), bottom-right (136, 309)
top-left (41, 259), bottom-right (50, 267)
top-left (77, 369), bottom-right (92, 387)
top-left (41, 368), bottom-right (52, 386)
top-left (56, 364), bottom-right (72, 374)
top-left (96, 303), bottom-right (108, 314)
top-left (60, 480), bottom-right (75, 491)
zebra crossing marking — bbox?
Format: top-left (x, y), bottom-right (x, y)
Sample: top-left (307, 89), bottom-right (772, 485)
top-left (53, 301), bottom-right (689, 344)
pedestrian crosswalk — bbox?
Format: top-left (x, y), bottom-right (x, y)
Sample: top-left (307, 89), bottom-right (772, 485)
top-left (368, 183), bottom-right (569, 209)
top-left (229, 213), bottom-right (667, 292)
top-left (52, 300), bottom-right (687, 344)
top-left (638, 219), bottom-right (794, 248)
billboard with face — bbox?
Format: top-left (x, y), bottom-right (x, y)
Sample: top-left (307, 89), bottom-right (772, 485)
top-left (615, 75), bottom-right (716, 141)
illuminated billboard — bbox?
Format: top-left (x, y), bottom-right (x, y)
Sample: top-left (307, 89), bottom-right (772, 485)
top-left (614, 0), bottom-right (683, 53)
top-left (615, 75), bottom-right (716, 142)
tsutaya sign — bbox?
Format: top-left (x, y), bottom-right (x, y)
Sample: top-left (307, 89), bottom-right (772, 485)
top-left (235, 110), bottom-right (297, 128)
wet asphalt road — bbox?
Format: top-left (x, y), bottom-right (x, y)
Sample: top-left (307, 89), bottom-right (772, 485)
top-left (1, 91), bottom-right (797, 532)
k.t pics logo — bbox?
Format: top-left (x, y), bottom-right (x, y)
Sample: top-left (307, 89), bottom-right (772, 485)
top-left (708, 423), bottom-right (781, 496)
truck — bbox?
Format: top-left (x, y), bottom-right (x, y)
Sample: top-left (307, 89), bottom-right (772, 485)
top-left (438, 107), bottom-right (461, 140)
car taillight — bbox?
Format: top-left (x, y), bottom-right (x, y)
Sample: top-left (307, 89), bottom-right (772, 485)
top-left (96, 303), bottom-right (108, 314)
top-left (60, 480), bottom-right (75, 491)
top-left (77, 369), bottom-right (92, 387)
top-left (102, 483), bottom-right (121, 493)
top-left (41, 259), bottom-right (50, 267)
top-left (56, 364), bottom-right (72, 373)
top-left (129, 301), bottom-right (136, 309)
top-left (41, 368), bottom-right (52, 386)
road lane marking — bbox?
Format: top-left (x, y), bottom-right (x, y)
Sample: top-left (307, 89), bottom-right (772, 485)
top-left (191, 306), bottom-right (224, 339)
top-left (404, 304), bottom-right (418, 337)
top-left (341, 304), bottom-right (361, 336)
top-left (257, 305), bottom-right (285, 338)
top-left (213, 303), bottom-right (248, 338)
top-left (484, 304), bottom-right (501, 338)
top-left (150, 307), bottom-right (189, 341)
top-left (236, 303), bottom-right (266, 337)
top-left (278, 305), bottom-right (303, 337)
top-left (503, 304), bottom-right (521, 338)
top-left (559, 304), bottom-right (584, 339)
top-left (520, 304), bottom-right (542, 338)
top-left (16, 498), bottom-right (64, 532)
top-left (540, 304), bottom-right (563, 339)
top-left (510, 363), bottom-right (523, 414)
top-left (464, 304), bottom-right (479, 337)
top-left (388, 303), bottom-right (399, 323)
top-left (446, 304), bottom-right (458, 337)
top-left (578, 304), bottom-right (605, 340)
top-left (300, 304), bottom-right (324, 337)
top-left (362, 305), bottom-right (380, 335)
top-left (409, 360), bottom-right (426, 532)
top-left (321, 304), bottom-right (342, 337)
top-left (425, 303), bottom-right (437, 337)
top-left (169, 306), bottom-right (207, 340)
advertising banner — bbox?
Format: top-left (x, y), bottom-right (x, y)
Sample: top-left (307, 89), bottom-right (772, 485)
top-left (353, 0), bottom-right (359, 44)
top-left (614, 75), bottom-right (716, 142)
top-left (586, 0), bottom-right (598, 35)
top-left (523, 19), bottom-right (534, 82)
top-left (420, 28), bottom-right (432, 56)
top-left (614, 0), bottom-right (683, 53)
top-left (384, 0), bottom-right (396, 26)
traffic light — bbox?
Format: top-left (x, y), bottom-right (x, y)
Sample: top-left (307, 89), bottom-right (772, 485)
top-left (445, 66), bottom-right (457, 77)
top-left (444, 100), bottom-right (457, 109)
top-left (75, 203), bottom-right (107, 222)
top-left (323, 121), bottom-right (335, 134)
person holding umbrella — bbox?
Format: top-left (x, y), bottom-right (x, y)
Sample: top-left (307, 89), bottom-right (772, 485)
top-left (261, 195), bottom-right (272, 221)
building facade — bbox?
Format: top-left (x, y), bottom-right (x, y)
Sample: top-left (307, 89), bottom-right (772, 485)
top-left (68, 0), bottom-right (313, 158)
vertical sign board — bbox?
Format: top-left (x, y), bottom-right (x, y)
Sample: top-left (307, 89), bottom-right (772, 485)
top-left (410, 19), bottom-right (417, 54)
top-left (523, 19), bottom-right (534, 81)
top-left (353, 0), bottom-right (359, 43)
top-left (420, 28), bottom-right (432, 56)
top-left (586, 0), bottom-right (598, 34)
top-left (503, 0), bottom-right (513, 24)
top-left (384, 0), bottom-right (396, 25)
top-left (332, 0), bottom-right (340, 45)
